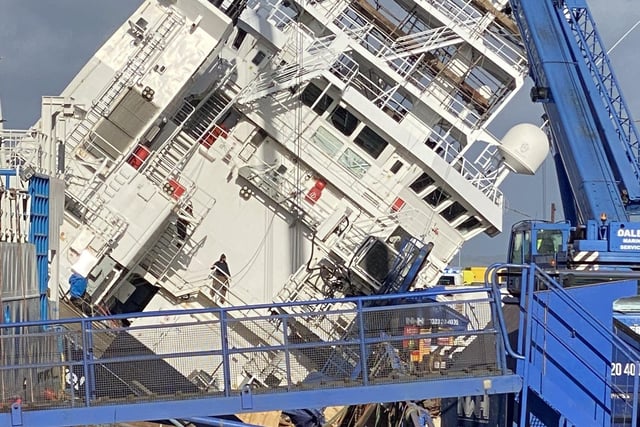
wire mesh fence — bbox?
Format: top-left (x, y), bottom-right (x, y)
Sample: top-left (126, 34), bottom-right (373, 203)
top-left (0, 287), bottom-right (504, 412)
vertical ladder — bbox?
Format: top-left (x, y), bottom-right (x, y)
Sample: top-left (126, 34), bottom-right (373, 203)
top-left (65, 10), bottom-right (184, 155)
top-left (140, 202), bottom-right (201, 280)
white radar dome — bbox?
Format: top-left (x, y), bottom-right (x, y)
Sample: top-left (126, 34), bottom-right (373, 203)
top-left (498, 123), bottom-right (549, 175)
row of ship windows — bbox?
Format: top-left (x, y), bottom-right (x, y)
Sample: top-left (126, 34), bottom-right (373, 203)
top-left (301, 83), bottom-right (482, 235)
top-left (301, 83), bottom-right (389, 160)
top-left (410, 172), bottom-right (482, 234)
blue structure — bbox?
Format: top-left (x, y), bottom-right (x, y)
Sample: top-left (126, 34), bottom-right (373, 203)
top-left (0, 170), bottom-right (51, 322)
top-left (507, 0), bottom-right (640, 268)
top-left (6, 1), bottom-right (640, 425)
top-left (502, 3), bottom-right (640, 424)
top-left (0, 287), bottom-right (522, 426)
top-left (28, 175), bottom-right (51, 321)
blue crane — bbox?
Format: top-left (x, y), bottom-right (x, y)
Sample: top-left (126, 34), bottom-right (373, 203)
top-left (506, 0), bottom-right (640, 277)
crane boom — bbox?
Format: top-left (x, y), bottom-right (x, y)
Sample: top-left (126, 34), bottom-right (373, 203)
top-left (510, 0), bottom-right (640, 224)
top-left (506, 0), bottom-right (640, 275)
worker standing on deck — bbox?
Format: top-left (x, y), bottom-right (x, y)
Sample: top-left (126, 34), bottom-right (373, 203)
top-left (210, 254), bottom-right (230, 304)
top-left (175, 203), bottom-right (193, 247)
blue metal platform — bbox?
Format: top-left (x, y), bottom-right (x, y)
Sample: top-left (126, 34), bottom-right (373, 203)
top-left (0, 288), bottom-right (521, 426)
top-left (495, 263), bottom-right (640, 426)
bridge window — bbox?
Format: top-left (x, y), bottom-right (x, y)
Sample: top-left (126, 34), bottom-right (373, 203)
top-left (312, 126), bottom-right (343, 156)
top-left (354, 126), bottom-right (388, 159)
top-left (389, 160), bottom-right (403, 174)
top-left (251, 50), bottom-right (267, 66)
top-left (338, 148), bottom-right (370, 178)
top-left (232, 29), bottom-right (247, 49)
top-left (456, 217), bottom-right (481, 234)
top-left (409, 173), bottom-right (435, 194)
top-left (424, 188), bottom-right (450, 207)
top-left (331, 106), bottom-right (359, 136)
top-left (301, 83), bottom-right (334, 115)
top-left (440, 201), bottom-right (467, 221)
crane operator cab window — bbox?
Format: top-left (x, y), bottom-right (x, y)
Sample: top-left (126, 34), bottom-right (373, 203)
top-left (509, 230), bottom-right (531, 264)
top-left (506, 229), bottom-right (530, 297)
top-left (507, 228), bottom-right (564, 297)
top-left (536, 230), bottom-right (562, 255)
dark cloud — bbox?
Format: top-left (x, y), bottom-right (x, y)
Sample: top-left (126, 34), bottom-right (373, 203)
top-left (0, 1), bottom-right (141, 128)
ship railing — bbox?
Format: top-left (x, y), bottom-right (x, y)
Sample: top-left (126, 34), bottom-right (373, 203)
top-left (186, 78), bottom-right (260, 160)
top-left (140, 65), bottom-right (238, 191)
top-left (329, 53), bottom-right (360, 88)
top-left (272, 259), bottom-right (388, 346)
top-left (0, 130), bottom-right (53, 176)
top-left (333, 6), bottom-right (486, 129)
top-left (238, 29), bottom-right (344, 104)
top-left (269, 91), bottom-right (502, 212)
top-left (157, 269), bottom-right (348, 390)
top-left (350, 74), bottom-right (409, 122)
top-left (62, 197), bottom-right (127, 259)
top-left (0, 288), bottom-right (510, 417)
top-left (423, 0), bottom-right (527, 72)
top-left (235, 162), bottom-right (338, 230)
top-left (63, 7), bottom-right (186, 205)
top-left (388, 26), bottom-right (464, 60)
top-left (137, 188), bottom-right (214, 281)
top-left (172, 99), bottom-right (197, 126)
top-left (388, 54), bottom-right (486, 131)
top-left (331, 207), bottom-right (462, 287)
top-left (66, 132), bottom-right (124, 204)
top-left (266, 0), bottom-right (297, 30)
top-left (64, 8), bottom-right (184, 159)
top-left (332, 3), bottom-right (513, 130)
top-left (244, 52), bottom-right (339, 100)
top-left (305, 0), bottom-right (351, 24)
top-left (268, 117), bottom-right (400, 211)
top-left (310, 69), bottom-right (504, 206)
top-left (334, 7), bottom-right (394, 57)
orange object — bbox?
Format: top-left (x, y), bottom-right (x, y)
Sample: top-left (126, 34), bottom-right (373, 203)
top-left (127, 145), bottom-right (151, 170)
top-left (305, 179), bottom-right (326, 205)
top-left (402, 325), bottom-right (420, 349)
top-left (42, 388), bottom-right (58, 401)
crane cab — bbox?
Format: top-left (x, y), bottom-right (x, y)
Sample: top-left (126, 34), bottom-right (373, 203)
top-left (506, 220), bottom-right (571, 295)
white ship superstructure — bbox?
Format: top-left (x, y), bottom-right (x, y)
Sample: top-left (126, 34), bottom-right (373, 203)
top-left (3, 0), bottom-right (547, 375)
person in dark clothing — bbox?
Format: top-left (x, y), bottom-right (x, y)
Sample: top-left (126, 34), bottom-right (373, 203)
top-left (176, 203), bottom-right (193, 246)
top-left (210, 254), bottom-right (230, 304)
top-left (69, 272), bottom-right (92, 315)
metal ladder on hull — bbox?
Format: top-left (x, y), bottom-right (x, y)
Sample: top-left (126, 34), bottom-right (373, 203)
top-left (65, 9), bottom-right (184, 157)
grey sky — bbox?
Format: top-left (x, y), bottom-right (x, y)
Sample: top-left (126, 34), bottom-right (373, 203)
top-left (1, 0), bottom-right (639, 266)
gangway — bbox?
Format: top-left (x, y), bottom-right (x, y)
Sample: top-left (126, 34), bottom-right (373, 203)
top-left (0, 288), bottom-right (520, 427)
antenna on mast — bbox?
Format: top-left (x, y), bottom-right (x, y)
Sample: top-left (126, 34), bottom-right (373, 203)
top-left (0, 56), bottom-right (4, 131)
top-left (0, 97), bottom-right (4, 132)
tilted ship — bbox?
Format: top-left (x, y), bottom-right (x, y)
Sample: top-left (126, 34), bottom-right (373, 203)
top-left (0, 0), bottom-right (559, 425)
